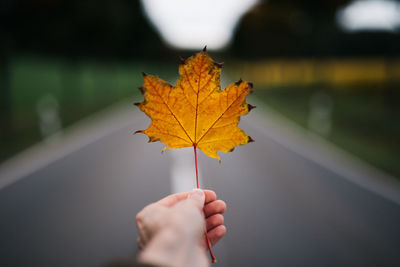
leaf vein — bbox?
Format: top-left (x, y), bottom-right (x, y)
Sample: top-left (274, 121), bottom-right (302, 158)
top-left (197, 89), bottom-right (248, 145)
top-left (151, 126), bottom-right (192, 144)
top-left (148, 79), bottom-right (194, 144)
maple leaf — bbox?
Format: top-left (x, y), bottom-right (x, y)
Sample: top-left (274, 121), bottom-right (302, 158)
top-left (135, 48), bottom-right (254, 263)
top-left (135, 48), bottom-right (255, 161)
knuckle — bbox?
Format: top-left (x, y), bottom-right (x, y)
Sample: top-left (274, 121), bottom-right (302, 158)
top-left (136, 211), bottom-right (144, 223)
top-left (216, 213), bottom-right (224, 224)
top-left (218, 200), bottom-right (227, 212)
top-left (217, 225), bottom-right (227, 237)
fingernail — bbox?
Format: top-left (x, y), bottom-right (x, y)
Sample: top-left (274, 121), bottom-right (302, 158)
top-left (189, 189), bottom-right (205, 202)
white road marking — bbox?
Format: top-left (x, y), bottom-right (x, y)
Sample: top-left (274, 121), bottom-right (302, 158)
top-left (168, 147), bottom-right (200, 193)
top-left (1, 95), bottom-right (399, 209)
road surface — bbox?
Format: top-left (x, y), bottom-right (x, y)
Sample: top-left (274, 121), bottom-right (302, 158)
top-left (0, 104), bottom-right (400, 267)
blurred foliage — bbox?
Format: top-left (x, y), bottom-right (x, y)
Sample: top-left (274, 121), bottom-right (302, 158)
top-left (231, 59), bottom-right (400, 86)
top-left (4, 0), bottom-right (165, 59)
top-left (0, 56), bottom-right (175, 163)
top-left (1, 0), bottom-right (399, 178)
top-left (232, 0), bottom-right (400, 58)
top-left (254, 86), bottom-right (400, 178)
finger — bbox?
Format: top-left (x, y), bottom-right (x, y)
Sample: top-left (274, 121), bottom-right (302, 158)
top-left (187, 189), bottom-right (205, 209)
top-left (207, 225), bottom-right (227, 246)
top-left (204, 200), bottom-right (226, 218)
top-left (157, 190), bottom-right (217, 207)
top-left (206, 214), bottom-right (224, 231)
top-left (137, 202), bottom-right (159, 217)
top-left (204, 190), bottom-right (216, 204)
top-left (136, 202), bottom-right (163, 226)
top-left (157, 192), bottom-right (189, 207)
top-left (158, 190), bottom-right (216, 207)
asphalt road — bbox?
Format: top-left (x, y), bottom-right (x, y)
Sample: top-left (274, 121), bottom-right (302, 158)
top-left (1, 111), bottom-right (400, 267)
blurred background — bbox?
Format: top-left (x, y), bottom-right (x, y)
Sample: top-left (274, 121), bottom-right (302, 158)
top-left (1, 0), bottom-right (399, 176)
top-left (1, 0), bottom-right (400, 266)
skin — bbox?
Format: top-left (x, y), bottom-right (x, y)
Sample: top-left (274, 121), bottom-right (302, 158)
top-left (136, 189), bottom-right (227, 267)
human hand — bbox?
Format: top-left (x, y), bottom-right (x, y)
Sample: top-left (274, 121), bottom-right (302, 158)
top-left (136, 189), bottom-right (226, 267)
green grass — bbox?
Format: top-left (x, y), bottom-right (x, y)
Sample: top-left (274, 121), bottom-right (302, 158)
top-left (0, 56), bottom-right (176, 163)
top-left (254, 85), bottom-right (400, 178)
top-left (2, 57), bottom-right (399, 180)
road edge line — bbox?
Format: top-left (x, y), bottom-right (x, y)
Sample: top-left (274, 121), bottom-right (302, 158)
top-left (0, 98), bottom-right (144, 190)
top-left (248, 96), bottom-right (400, 206)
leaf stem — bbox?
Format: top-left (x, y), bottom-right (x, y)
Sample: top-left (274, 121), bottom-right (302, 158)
top-left (193, 145), bottom-right (217, 263)
top-left (194, 145), bottom-right (200, 189)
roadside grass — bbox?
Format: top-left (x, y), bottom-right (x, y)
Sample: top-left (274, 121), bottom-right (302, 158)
top-left (2, 57), bottom-right (399, 180)
top-left (254, 85), bottom-right (400, 178)
top-left (0, 56), bottom-right (175, 163)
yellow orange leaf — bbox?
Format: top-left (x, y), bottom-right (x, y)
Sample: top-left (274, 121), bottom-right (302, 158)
top-left (135, 49), bottom-right (254, 160)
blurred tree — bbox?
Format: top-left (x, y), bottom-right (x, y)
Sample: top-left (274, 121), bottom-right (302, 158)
top-left (0, 0), bottom-right (14, 131)
top-left (232, 0), bottom-right (400, 58)
top-left (9, 0), bottom-right (165, 60)
top-left (3, 0), bottom-right (170, 121)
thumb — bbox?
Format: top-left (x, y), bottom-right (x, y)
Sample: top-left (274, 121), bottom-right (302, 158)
top-left (188, 189), bottom-right (205, 209)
